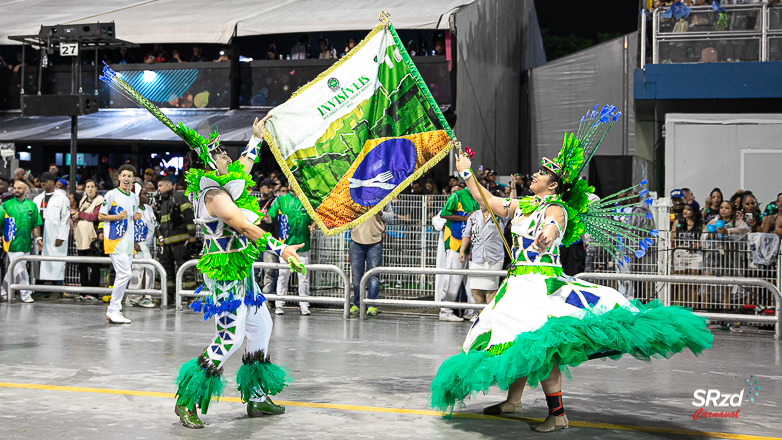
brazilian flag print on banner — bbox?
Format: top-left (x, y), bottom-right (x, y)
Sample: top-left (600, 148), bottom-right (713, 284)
top-left (263, 14), bottom-right (454, 235)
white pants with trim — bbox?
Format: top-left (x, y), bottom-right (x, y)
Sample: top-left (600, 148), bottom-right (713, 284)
top-left (275, 251), bottom-right (310, 309)
top-left (108, 253), bottom-right (133, 313)
top-left (3, 252), bottom-right (31, 301)
top-left (440, 249), bottom-right (468, 314)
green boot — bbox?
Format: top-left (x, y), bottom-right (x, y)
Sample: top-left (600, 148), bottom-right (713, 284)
top-left (175, 404), bottom-right (204, 429)
top-left (247, 398), bottom-right (286, 417)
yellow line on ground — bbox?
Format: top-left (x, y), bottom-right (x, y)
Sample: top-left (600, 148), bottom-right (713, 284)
top-left (0, 382), bottom-right (777, 440)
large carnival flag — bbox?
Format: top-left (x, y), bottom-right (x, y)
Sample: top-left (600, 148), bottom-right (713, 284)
top-left (263, 14), bottom-right (454, 235)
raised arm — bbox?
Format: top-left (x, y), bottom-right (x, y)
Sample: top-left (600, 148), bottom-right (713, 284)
top-left (455, 153), bottom-right (519, 218)
top-left (204, 189), bottom-right (301, 263)
top-left (240, 115), bottom-right (272, 175)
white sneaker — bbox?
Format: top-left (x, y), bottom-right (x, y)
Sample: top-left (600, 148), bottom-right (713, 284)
top-left (106, 310), bottom-right (131, 324)
top-left (22, 296), bottom-right (34, 303)
top-left (469, 316), bottom-right (478, 323)
top-left (439, 311), bottom-right (464, 322)
top-left (138, 297), bottom-right (155, 308)
top-left (275, 307), bottom-right (284, 315)
top-left (300, 305), bottom-right (311, 316)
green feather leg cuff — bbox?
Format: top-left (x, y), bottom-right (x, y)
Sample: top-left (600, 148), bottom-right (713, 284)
top-left (175, 357), bottom-right (226, 414)
top-left (236, 351), bottom-right (294, 402)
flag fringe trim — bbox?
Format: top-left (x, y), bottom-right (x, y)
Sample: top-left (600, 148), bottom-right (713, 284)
top-left (264, 15), bottom-right (456, 236)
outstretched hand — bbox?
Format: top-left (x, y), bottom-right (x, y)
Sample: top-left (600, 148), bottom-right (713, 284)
top-left (252, 114), bottom-right (272, 139)
top-left (282, 243), bottom-right (306, 274)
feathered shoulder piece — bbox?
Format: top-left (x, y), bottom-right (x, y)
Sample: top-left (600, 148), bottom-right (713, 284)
top-left (99, 63), bottom-right (221, 170)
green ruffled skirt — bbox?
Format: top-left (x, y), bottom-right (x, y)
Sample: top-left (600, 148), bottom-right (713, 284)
top-left (430, 274), bottom-right (713, 413)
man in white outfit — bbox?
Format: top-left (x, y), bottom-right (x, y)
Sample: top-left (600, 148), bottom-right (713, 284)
top-left (33, 172), bottom-right (70, 293)
top-left (99, 164), bottom-right (141, 323)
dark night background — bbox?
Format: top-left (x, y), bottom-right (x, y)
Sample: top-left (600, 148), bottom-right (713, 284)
top-left (534, 0), bottom-right (640, 60)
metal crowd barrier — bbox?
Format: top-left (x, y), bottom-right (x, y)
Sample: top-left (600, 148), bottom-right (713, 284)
top-left (358, 267), bottom-right (507, 319)
top-left (175, 260), bottom-right (351, 319)
top-left (6, 255), bottom-right (168, 309)
top-left (575, 273), bottom-right (781, 341)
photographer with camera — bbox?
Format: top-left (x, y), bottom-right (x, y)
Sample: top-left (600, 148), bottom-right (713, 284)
top-left (155, 176), bottom-right (197, 303)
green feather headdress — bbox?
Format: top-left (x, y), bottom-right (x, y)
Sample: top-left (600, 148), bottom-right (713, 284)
top-left (541, 104), bottom-right (621, 184)
top-left (99, 63), bottom-right (221, 170)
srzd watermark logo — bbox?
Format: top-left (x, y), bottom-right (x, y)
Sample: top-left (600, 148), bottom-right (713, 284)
top-left (691, 375), bottom-right (760, 420)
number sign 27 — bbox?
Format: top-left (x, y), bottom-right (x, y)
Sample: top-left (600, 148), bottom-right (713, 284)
top-left (60, 43), bottom-right (79, 56)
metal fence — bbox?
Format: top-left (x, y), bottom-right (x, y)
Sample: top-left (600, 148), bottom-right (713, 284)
top-left (7, 192), bottom-right (779, 324)
top-left (646, 3), bottom-right (782, 65)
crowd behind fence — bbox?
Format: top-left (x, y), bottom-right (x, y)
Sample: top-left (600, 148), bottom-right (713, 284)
top-left (9, 193), bottom-right (781, 318)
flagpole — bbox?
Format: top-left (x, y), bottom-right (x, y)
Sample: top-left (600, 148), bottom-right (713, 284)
top-left (453, 140), bottom-right (513, 260)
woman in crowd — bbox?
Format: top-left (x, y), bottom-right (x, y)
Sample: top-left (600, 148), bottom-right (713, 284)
top-left (424, 178), bottom-right (439, 196)
top-left (737, 193), bottom-right (763, 233)
top-left (72, 179), bottom-right (104, 301)
top-left (701, 201), bottom-right (749, 310)
top-left (702, 188), bottom-right (723, 223)
top-left (318, 38), bottom-right (337, 59)
top-left (671, 202), bottom-right (704, 308)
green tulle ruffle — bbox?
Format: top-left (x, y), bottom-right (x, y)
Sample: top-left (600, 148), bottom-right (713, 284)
top-left (175, 358), bottom-right (226, 414)
top-left (236, 361), bottom-right (294, 402)
top-left (430, 299), bottom-right (713, 413)
top-left (197, 243), bottom-right (260, 281)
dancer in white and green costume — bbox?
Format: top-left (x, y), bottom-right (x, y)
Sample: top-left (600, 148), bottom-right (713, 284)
top-left (101, 66), bottom-right (304, 429)
top-left (430, 105), bottom-right (713, 432)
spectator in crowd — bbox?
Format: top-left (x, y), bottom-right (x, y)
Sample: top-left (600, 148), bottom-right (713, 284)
top-left (433, 38), bottom-right (446, 56)
top-left (0, 181), bottom-right (42, 302)
top-left (146, 43), bottom-right (168, 63)
top-left (72, 179), bottom-right (104, 301)
top-left (278, 184), bottom-right (289, 195)
top-left (763, 192), bottom-right (782, 217)
top-left (437, 187), bottom-right (479, 322)
top-left (349, 203), bottom-right (394, 316)
top-left (143, 168), bottom-right (158, 185)
top-left (190, 45), bottom-right (207, 62)
top-left (460, 203), bottom-right (507, 321)
top-left (75, 184), bottom-right (84, 192)
top-left (1, 53), bottom-right (26, 73)
top-left (682, 188), bottom-right (694, 204)
top-left (728, 190), bottom-right (745, 209)
top-left (290, 34), bottom-right (310, 60)
top-left (0, 178), bottom-right (11, 203)
top-left (214, 48), bottom-right (230, 62)
top-left (410, 180), bottom-right (426, 195)
top-left (49, 164), bottom-right (59, 177)
top-left (156, 176), bottom-right (196, 300)
top-left (702, 188), bottom-right (723, 223)
top-left (737, 193), bottom-right (763, 232)
top-left (33, 172), bottom-right (70, 298)
top-left (117, 46), bottom-right (135, 64)
top-left (671, 202), bottom-right (704, 307)
top-left (128, 183), bottom-right (157, 308)
top-left (171, 48), bottom-right (186, 63)
top-left (99, 165), bottom-right (140, 324)
top-left (701, 201), bottom-right (750, 309)
top-left (56, 179), bottom-right (68, 191)
top-left (14, 168), bottom-right (34, 188)
top-left (484, 170), bottom-right (505, 193)
top-left (266, 45), bottom-right (278, 60)
top-left (407, 41), bottom-right (419, 56)
top-left (257, 178), bottom-right (279, 294)
top-left (318, 38), bottom-right (337, 59)
top-left (266, 187), bottom-right (313, 315)
top-left (669, 188), bottom-right (686, 229)
top-left (762, 199), bottom-right (782, 237)
top-left (447, 176), bottom-right (459, 189)
top-left (425, 178), bottom-right (439, 195)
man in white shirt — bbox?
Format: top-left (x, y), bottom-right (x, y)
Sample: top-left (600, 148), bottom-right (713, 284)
top-left (33, 172), bottom-right (70, 292)
top-left (99, 164), bottom-right (141, 323)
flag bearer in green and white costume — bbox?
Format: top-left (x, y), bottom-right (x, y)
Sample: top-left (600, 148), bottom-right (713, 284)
top-left (430, 105), bottom-right (713, 432)
top-left (100, 66), bottom-right (304, 430)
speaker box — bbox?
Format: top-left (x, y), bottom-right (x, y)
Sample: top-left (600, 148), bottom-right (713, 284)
top-left (39, 23), bottom-right (115, 39)
top-left (21, 94), bottom-right (98, 116)
top-left (588, 156), bottom-right (633, 198)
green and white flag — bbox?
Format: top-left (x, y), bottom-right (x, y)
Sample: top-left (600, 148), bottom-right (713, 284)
top-left (264, 15), bottom-right (454, 235)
